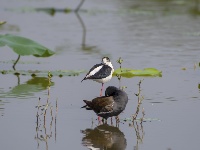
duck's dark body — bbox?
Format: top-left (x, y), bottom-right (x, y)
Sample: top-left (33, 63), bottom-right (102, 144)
top-left (82, 86), bottom-right (128, 120)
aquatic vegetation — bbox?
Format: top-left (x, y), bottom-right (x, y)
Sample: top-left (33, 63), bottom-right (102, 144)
top-left (0, 34), bottom-right (54, 57)
top-left (0, 34), bottom-right (55, 69)
top-left (0, 70), bottom-right (85, 77)
top-left (0, 21), bottom-right (53, 71)
top-left (113, 68), bottom-right (162, 77)
top-left (114, 57), bottom-right (162, 78)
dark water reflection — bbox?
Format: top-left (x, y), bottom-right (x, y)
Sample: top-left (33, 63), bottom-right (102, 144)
top-left (81, 124), bottom-right (127, 150)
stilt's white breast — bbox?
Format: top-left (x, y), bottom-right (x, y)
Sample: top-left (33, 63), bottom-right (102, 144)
top-left (92, 73), bottom-right (112, 84)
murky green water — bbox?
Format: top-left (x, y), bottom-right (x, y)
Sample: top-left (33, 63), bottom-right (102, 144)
top-left (1, 0), bottom-right (200, 150)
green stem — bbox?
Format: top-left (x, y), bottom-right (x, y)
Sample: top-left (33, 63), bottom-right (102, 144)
top-left (13, 55), bottom-right (20, 70)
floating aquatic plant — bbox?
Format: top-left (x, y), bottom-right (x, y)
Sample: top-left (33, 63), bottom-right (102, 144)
top-left (0, 70), bottom-right (85, 77)
top-left (113, 68), bottom-right (162, 78)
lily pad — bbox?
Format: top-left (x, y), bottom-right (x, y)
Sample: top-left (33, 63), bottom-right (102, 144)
top-left (0, 34), bottom-right (55, 57)
top-left (113, 68), bottom-right (162, 78)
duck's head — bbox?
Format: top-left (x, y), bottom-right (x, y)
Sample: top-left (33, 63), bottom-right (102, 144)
top-left (105, 86), bottom-right (119, 96)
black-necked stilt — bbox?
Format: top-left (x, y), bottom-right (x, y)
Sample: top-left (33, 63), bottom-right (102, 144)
top-left (81, 86), bottom-right (128, 121)
top-left (81, 57), bottom-right (114, 96)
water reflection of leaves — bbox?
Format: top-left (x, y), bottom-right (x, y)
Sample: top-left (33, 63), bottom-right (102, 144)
top-left (0, 77), bottom-right (54, 99)
top-left (26, 77), bottom-right (54, 89)
top-left (81, 124), bottom-right (127, 150)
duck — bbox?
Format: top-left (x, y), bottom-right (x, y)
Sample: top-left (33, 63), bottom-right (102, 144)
top-left (81, 86), bottom-right (128, 121)
top-left (81, 57), bottom-right (114, 96)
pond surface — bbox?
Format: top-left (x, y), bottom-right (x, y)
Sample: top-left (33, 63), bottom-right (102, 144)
top-left (0, 0), bottom-right (200, 150)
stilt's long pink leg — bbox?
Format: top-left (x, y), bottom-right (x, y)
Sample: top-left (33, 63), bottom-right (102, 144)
top-left (100, 83), bottom-right (104, 96)
top-left (99, 83), bottom-right (104, 121)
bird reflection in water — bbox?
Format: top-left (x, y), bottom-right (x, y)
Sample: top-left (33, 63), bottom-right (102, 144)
top-left (81, 124), bottom-right (127, 150)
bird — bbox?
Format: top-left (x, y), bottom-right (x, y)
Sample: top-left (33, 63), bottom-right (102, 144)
top-left (81, 57), bottom-right (114, 96)
top-left (81, 86), bottom-right (128, 122)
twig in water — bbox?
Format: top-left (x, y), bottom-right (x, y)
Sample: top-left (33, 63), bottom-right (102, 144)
top-left (132, 79), bottom-right (144, 120)
top-left (141, 107), bottom-right (145, 123)
top-left (116, 57), bottom-right (123, 72)
top-left (116, 57), bottom-right (124, 88)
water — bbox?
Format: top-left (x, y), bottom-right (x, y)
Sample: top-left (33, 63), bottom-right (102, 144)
top-left (0, 0), bottom-right (200, 150)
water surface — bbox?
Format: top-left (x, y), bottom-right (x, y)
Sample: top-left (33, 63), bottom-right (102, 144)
top-left (0, 0), bottom-right (200, 150)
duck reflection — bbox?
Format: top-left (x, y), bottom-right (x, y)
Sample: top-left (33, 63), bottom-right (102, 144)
top-left (81, 124), bottom-right (126, 150)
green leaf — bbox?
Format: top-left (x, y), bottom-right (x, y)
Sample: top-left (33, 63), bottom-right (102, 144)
top-left (113, 68), bottom-right (162, 78)
top-left (0, 34), bottom-right (55, 57)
